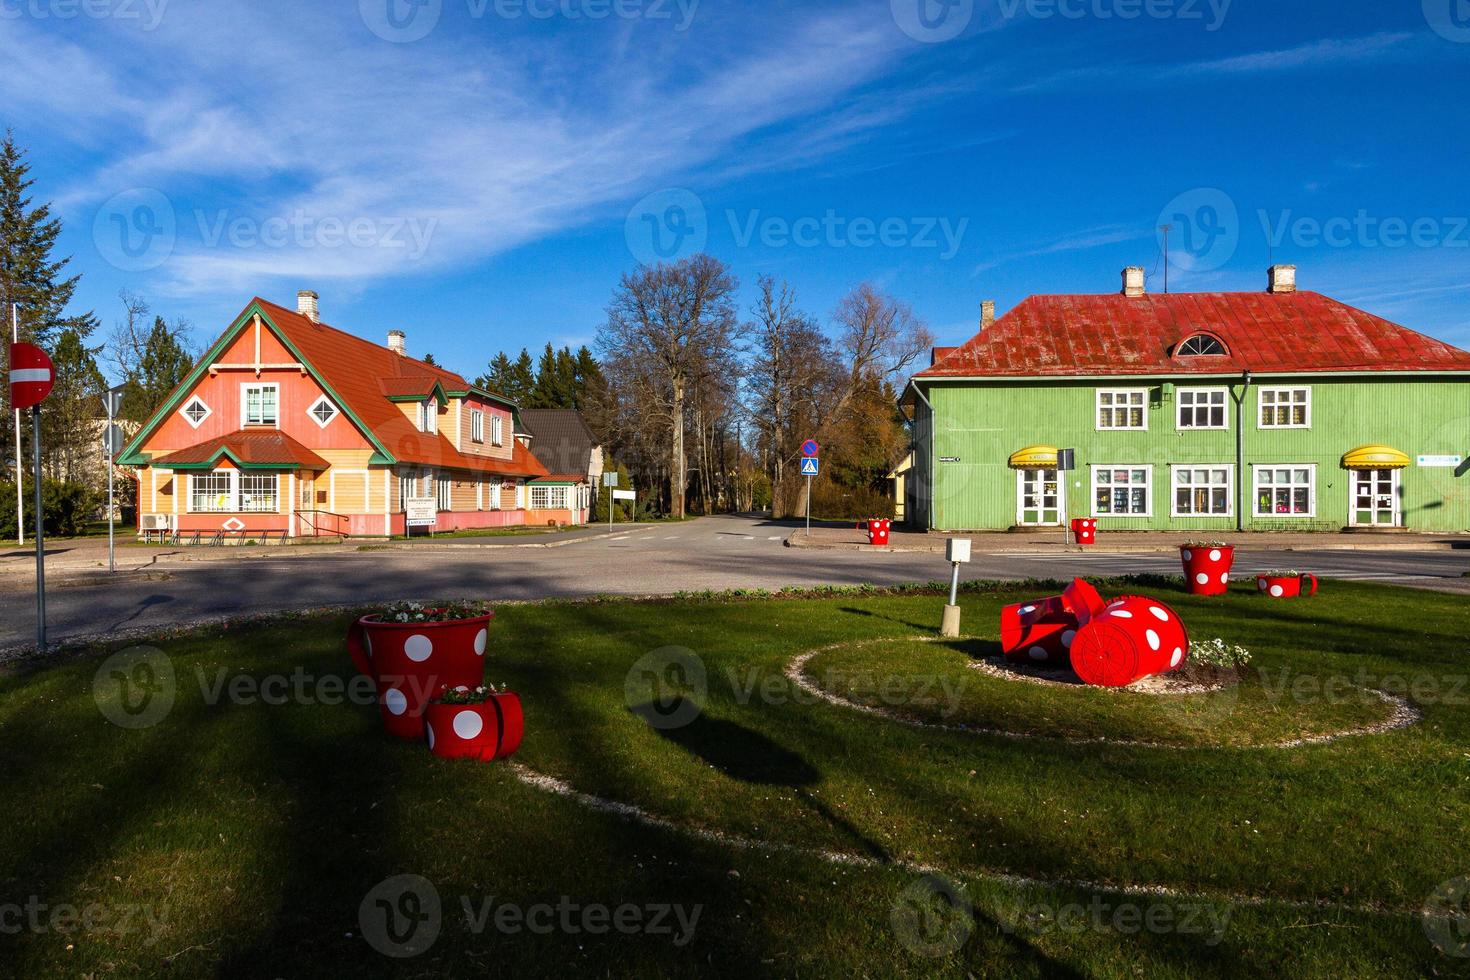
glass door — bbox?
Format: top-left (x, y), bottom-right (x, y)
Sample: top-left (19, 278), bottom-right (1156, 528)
top-left (1017, 468), bottom-right (1063, 526)
top-left (1350, 468), bottom-right (1399, 527)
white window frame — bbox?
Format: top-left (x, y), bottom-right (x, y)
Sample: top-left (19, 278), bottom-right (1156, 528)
top-left (471, 409), bottom-right (485, 443)
top-left (1257, 386), bottom-right (1311, 429)
top-left (189, 470), bottom-right (235, 513)
top-left (437, 476), bottom-right (452, 512)
top-left (1169, 464), bottom-right (1233, 518)
top-left (1015, 468), bottom-right (1065, 527)
top-left (1090, 464), bottom-right (1153, 518)
top-left (307, 395), bottom-right (338, 429)
top-left (1176, 388), bottom-right (1229, 430)
top-left (239, 473), bottom-right (279, 513)
top-left (241, 383), bottom-right (280, 428)
top-left (418, 399), bottom-right (439, 435)
top-left (180, 395), bottom-right (212, 430)
top-left (491, 414), bottom-right (504, 447)
top-left (1252, 464), bottom-right (1317, 519)
top-left (1095, 388), bottom-right (1148, 431)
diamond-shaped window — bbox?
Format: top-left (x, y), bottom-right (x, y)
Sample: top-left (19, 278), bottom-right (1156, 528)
top-left (181, 396), bottom-right (211, 428)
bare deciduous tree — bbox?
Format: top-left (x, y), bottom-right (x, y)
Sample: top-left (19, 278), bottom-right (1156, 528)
top-left (599, 255), bottom-right (738, 518)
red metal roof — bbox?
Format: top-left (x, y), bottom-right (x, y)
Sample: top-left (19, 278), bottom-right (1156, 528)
top-left (150, 430), bottom-right (330, 470)
top-left (249, 299), bottom-right (550, 479)
top-left (915, 291), bottom-right (1470, 380)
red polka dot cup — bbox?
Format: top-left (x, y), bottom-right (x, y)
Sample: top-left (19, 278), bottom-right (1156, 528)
top-left (346, 612), bottom-right (493, 740)
top-left (1180, 545), bottom-right (1234, 596)
top-left (1256, 573), bottom-right (1318, 598)
top-left (425, 692), bottom-right (524, 762)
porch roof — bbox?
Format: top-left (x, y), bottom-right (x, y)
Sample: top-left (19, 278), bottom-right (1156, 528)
top-left (149, 430), bottom-right (331, 471)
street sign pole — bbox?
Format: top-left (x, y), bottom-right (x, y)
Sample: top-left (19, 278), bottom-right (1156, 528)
top-left (12, 305), bottom-right (22, 547)
top-left (805, 474), bottom-right (811, 536)
top-left (31, 405), bottom-right (44, 653)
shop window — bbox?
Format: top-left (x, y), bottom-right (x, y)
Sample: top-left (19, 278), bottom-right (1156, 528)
top-left (1254, 465), bottom-right (1315, 517)
top-left (1092, 466), bottom-right (1152, 516)
top-left (1172, 466), bottom-right (1231, 516)
top-left (190, 470), bottom-right (233, 512)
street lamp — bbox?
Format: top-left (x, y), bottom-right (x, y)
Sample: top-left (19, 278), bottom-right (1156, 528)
top-left (102, 385), bottom-right (127, 573)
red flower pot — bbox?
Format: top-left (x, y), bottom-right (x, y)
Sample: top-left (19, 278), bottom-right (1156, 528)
top-left (1256, 574), bottom-right (1318, 598)
top-left (345, 612), bottom-right (493, 740)
top-left (1070, 518), bottom-right (1097, 546)
top-left (999, 578), bottom-right (1107, 666)
top-left (1180, 545), bottom-right (1234, 596)
top-left (1069, 595), bottom-right (1190, 688)
top-left (425, 693), bottom-right (524, 761)
top-left (857, 520), bottom-right (891, 546)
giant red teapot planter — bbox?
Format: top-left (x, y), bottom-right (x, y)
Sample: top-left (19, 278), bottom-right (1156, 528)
top-left (1001, 578), bottom-right (1190, 688)
top-left (346, 606), bottom-right (522, 762)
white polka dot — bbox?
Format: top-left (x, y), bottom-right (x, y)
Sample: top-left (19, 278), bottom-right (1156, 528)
top-left (453, 709), bottom-right (483, 740)
top-left (474, 628), bottom-right (487, 656)
top-left (1170, 648), bottom-right (1184, 668)
top-left (1182, 549), bottom-right (1192, 561)
top-left (405, 634), bottom-right (433, 662)
top-left (1111, 609), bottom-right (1134, 619)
top-left (1148, 606), bottom-right (1169, 622)
top-left (1195, 573), bottom-right (1209, 585)
top-left (1020, 605), bottom-right (1036, 615)
top-left (1061, 630), bottom-right (1076, 648)
top-left (1209, 549), bottom-right (1221, 562)
top-left (1220, 572), bottom-right (1229, 584)
top-left (426, 723), bottom-right (435, 750)
top-left (1146, 629), bottom-right (1160, 651)
top-left (1270, 584), bottom-right (1284, 597)
top-left (384, 688), bottom-right (407, 716)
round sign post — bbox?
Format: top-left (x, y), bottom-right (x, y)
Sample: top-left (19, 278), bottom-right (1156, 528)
top-left (10, 342), bottom-right (54, 653)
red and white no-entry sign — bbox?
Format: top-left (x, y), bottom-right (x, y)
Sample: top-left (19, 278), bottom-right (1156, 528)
top-left (9, 343), bottom-right (53, 410)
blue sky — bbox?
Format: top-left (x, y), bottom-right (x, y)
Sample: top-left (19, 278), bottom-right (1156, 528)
top-left (3, 0), bottom-right (1468, 382)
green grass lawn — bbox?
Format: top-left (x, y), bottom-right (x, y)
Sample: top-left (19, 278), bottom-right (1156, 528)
top-left (0, 579), bottom-right (1467, 977)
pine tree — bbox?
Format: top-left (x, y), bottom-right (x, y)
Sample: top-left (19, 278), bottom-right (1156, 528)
top-left (124, 316), bottom-right (194, 425)
top-left (477, 351), bottom-right (516, 395)
top-left (42, 328), bottom-right (106, 483)
top-left (510, 349), bottom-right (536, 403)
top-left (0, 131), bottom-right (98, 472)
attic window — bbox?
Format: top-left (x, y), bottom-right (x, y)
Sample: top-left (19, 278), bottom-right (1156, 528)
top-left (181, 396), bottom-right (211, 429)
top-left (1176, 335), bottom-right (1227, 357)
top-left (307, 395), bottom-right (338, 428)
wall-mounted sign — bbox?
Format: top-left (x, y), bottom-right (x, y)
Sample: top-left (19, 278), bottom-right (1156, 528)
top-left (1417, 455), bottom-right (1463, 468)
top-left (939, 456), bottom-right (962, 463)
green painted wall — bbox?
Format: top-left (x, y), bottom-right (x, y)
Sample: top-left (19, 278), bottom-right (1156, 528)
top-left (916, 377), bottom-right (1469, 532)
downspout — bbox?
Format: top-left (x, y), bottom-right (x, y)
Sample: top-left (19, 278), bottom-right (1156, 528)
top-left (1235, 369), bottom-right (1251, 532)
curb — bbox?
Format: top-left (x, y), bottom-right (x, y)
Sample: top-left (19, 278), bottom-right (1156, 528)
top-left (784, 536), bottom-right (1468, 555)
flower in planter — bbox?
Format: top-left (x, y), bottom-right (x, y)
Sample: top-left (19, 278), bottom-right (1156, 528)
top-left (377, 600), bottom-right (491, 624)
top-left (1188, 637), bottom-right (1253, 668)
top-left (429, 683), bottom-right (509, 705)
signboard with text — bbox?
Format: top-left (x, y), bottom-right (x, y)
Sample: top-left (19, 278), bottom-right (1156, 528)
top-left (406, 498), bottom-right (437, 527)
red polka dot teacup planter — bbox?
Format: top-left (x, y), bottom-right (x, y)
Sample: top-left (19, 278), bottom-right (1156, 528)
top-left (345, 604), bottom-right (493, 740)
top-left (1070, 518), bottom-right (1097, 546)
top-left (1256, 573), bottom-right (1318, 598)
top-left (1179, 544), bottom-right (1234, 596)
top-left (1069, 595), bottom-right (1190, 688)
top-left (424, 690), bottom-right (524, 762)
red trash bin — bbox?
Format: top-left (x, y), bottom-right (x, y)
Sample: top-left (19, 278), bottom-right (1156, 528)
top-left (1070, 518), bottom-right (1097, 546)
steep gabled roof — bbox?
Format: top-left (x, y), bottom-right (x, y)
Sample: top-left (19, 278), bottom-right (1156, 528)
top-left (120, 298), bottom-right (549, 480)
top-left (915, 291), bottom-right (1470, 381)
top-left (519, 409), bottom-right (600, 476)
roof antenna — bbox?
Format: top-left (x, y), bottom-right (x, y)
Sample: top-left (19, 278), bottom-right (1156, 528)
top-left (1159, 224), bottom-right (1171, 294)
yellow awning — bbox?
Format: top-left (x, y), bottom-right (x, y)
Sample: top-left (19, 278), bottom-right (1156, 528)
top-left (1008, 445), bottom-right (1059, 469)
top-left (1341, 445), bottom-right (1410, 470)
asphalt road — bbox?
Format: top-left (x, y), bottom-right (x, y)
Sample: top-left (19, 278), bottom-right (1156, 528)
top-left (1, 514), bottom-right (1466, 653)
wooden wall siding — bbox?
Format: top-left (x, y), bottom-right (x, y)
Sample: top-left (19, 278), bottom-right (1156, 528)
top-left (143, 325), bottom-right (371, 454)
top-left (922, 378), bottom-right (1470, 532)
top-left (455, 399), bottom-right (515, 461)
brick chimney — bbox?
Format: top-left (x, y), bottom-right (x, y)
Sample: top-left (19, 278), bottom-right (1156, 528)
top-left (1122, 267), bottom-right (1146, 298)
top-left (1267, 264), bottom-right (1297, 294)
top-left (387, 330), bottom-right (407, 356)
top-left (297, 289), bottom-right (320, 323)
top-left (980, 300), bottom-right (996, 330)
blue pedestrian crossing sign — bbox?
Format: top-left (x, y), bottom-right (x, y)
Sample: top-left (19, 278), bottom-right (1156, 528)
top-left (800, 457), bottom-right (819, 477)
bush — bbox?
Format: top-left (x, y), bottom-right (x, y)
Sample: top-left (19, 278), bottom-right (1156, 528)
top-left (0, 479), bottom-right (103, 537)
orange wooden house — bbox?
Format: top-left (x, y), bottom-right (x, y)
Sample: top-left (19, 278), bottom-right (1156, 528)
top-left (118, 292), bottom-right (589, 540)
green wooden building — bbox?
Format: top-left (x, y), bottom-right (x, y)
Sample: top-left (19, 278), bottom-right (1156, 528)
top-left (904, 266), bottom-right (1470, 533)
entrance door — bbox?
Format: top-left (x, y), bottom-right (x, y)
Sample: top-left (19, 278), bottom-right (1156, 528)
top-left (1017, 468), bottom-right (1064, 526)
top-left (1350, 468), bottom-right (1400, 527)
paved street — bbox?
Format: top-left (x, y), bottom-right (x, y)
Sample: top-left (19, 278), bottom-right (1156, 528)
top-left (1, 514), bottom-right (1466, 653)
